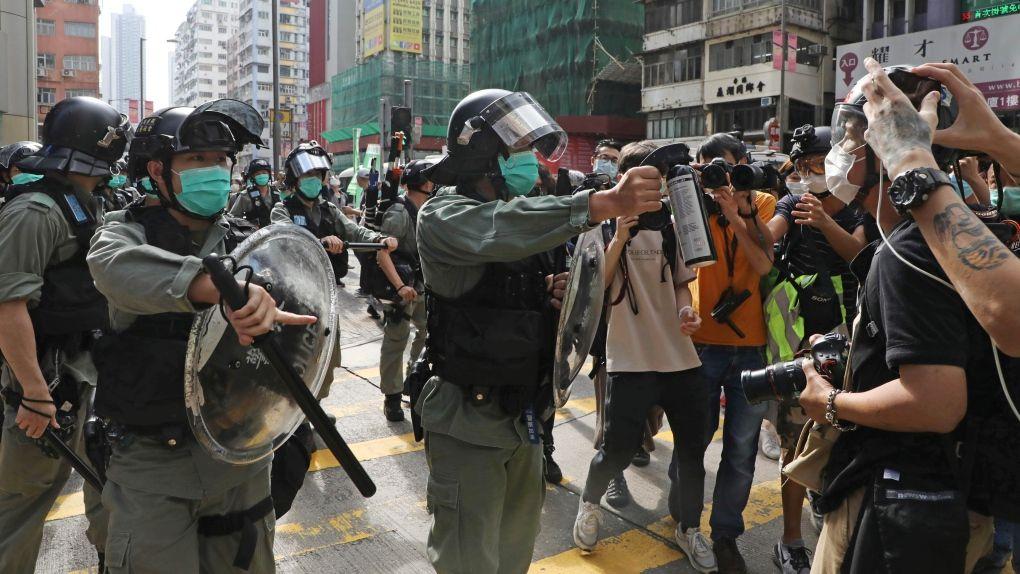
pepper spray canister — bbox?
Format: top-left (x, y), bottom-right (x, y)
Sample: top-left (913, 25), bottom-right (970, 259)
top-left (666, 164), bottom-right (717, 268)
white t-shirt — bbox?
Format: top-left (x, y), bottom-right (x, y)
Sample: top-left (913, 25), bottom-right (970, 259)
top-left (605, 228), bottom-right (702, 374)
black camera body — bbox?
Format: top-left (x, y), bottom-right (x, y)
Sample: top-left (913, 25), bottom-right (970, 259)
top-left (710, 287), bottom-right (751, 338)
top-left (634, 200), bottom-right (672, 234)
top-left (699, 158), bottom-right (733, 189)
top-left (740, 331), bottom-right (849, 404)
top-left (731, 161), bottom-right (783, 192)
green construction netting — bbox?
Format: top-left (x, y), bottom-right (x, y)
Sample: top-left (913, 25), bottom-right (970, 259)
top-left (329, 53), bottom-right (471, 141)
top-left (470, 0), bottom-right (644, 117)
top-left (321, 123), bottom-right (446, 144)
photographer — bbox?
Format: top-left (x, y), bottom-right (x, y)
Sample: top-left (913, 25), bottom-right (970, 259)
top-left (688, 133), bottom-right (776, 572)
top-left (798, 60), bottom-right (1017, 572)
top-left (591, 139), bottom-right (622, 180)
top-left (763, 124), bottom-right (866, 573)
top-left (573, 141), bottom-right (715, 573)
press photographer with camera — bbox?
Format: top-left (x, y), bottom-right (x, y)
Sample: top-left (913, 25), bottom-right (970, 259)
top-left (794, 59), bottom-right (1019, 573)
top-left (685, 133), bottom-right (776, 572)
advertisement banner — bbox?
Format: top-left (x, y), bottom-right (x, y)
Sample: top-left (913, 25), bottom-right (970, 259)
top-left (389, 0), bottom-right (423, 54)
top-left (787, 34), bottom-right (798, 74)
top-left (835, 14), bottom-right (1020, 110)
top-left (961, 1), bottom-right (1020, 22)
top-left (347, 128), bottom-right (362, 206)
top-left (363, 0), bottom-right (386, 59)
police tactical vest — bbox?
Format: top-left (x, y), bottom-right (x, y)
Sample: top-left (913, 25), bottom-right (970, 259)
top-left (242, 185), bottom-right (278, 228)
top-left (426, 256), bottom-right (555, 413)
top-left (283, 195), bottom-right (348, 279)
top-left (92, 206), bottom-right (255, 427)
top-left (2, 177), bottom-right (109, 347)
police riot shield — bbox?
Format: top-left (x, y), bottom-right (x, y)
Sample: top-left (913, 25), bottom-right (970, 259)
top-left (552, 227), bottom-right (606, 407)
top-left (184, 224), bottom-right (337, 465)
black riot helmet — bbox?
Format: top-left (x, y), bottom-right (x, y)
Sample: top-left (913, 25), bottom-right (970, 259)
top-left (17, 97), bottom-right (131, 177)
top-left (127, 99), bottom-right (265, 218)
top-left (426, 89), bottom-right (567, 186)
top-left (244, 158), bottom-right (273, 181)
top-left (400, 159), bottom-right (433, 191)
top-left (789, 125), bottom-right (832, 161)
top-left (0, 141), bottom-right (42, 182)
top-left (284, 141), bottom-right (332, 187)
top-left (831, 64), bottom-right (959, 168)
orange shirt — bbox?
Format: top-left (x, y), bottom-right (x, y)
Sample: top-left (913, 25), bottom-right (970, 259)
top-left (690, 192), bottom-right (776, 347)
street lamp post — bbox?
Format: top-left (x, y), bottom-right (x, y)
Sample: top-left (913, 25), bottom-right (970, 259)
top-left (140, 37), bottom-right (146, 117)
top-left (271, 0), bottom-right (281, 173)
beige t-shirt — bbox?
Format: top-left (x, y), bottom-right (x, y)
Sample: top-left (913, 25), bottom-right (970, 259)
top-left (605, 228), bottom-right (702, 374)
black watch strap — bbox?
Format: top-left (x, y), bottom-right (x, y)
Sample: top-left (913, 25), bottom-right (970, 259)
top-left (888, 167), bottom-right (952, 216)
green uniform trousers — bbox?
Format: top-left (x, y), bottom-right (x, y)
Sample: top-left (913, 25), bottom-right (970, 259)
top-left (379, 299), bottom-right (427, 396)
top-left (424, 430), bottom-right (545, 574)
top-left (0, 384), bottom-right (107, 574)
top-left (102, 450), bottom-right (275, 574)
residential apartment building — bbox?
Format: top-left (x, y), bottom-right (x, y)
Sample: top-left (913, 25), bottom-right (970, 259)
top-left (35, 0), bottom-right (101, 127)
top-left (108, 4), bottom-right (145, 118)
top-left (1, 0), bottom-right (40, 144)
top-left (170, 0), bottom-right (239, 108)
top-left (306, 0), bottom-right (357, 145)
top-left (640, 0), bottom-right (861, 148)
top-left (227, 0), bottom-right (310, 166)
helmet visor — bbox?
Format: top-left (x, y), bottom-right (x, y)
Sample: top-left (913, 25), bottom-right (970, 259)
top-left (830, 104), bottom-right (869, 153)
top-left (0, 142), bottom-right (42, 170)
top-left (288, 151), bottom-right (331, 178)
top-left (479, 92), bottom-right (567, 161)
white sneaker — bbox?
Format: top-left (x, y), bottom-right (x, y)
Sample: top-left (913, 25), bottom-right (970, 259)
top-left (572, 499), bottom-right (603, 553)
top-left (675, 526), bottom-right (718, 573)
top-left (760, 425), bottom-right (782, 461)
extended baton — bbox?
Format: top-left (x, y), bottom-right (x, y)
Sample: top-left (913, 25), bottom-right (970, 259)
top-left (319, 240), bottom-right (387, 252)
top-left (202, 255), bottom-right (377, 497)
top-left (0, 387), bottom-right (105, 492)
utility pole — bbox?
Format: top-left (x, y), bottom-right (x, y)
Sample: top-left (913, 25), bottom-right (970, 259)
top-left (140, 37), bottom-right (145, 118)
top-left (403, 79), bottom-right (413, 161)
top-left (379, 97), bottom-right (389, 161)
top-left (777, 0), bottom-right (788, 152)
top-left (271, 0), bottom-right (281, 173)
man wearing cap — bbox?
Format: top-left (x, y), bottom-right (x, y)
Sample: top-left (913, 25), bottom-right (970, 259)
top-left (415, 89), bottom-right (663, 573)
top-left (0, 97), bottom-right (128, 573)
top-left (375, 160), bottom-right (432, 422)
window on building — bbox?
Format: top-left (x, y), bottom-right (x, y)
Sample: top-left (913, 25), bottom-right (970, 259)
top-left (38, 88), bottom-right (57, 105)
top-left (63, 55), bottom-right (98, 72)
top-left (66, 88), bottom-right (97, 98)
top-left (65, 21), bottom-right (97, 38)
top-left (257, 64), bottom-right (270, 73)
top-left (708, 34), bottom-right (772, 71)
top-left (915, 0), bottom-right (927, 13)
top-left (644, 43), bottom-right (703, 87)
top-left (37, 53), bottom-right (56, 69)
top-left (258, 29), bottom-right (269, 38)
top-left (646, 107), bottom-right (705, 140)
top-left (712, 0), bottom-right (817, 14)
top-left (645, 0), bottom-right (702, 33)
top-left (37, 19), bottom-right (55, 36)
top-left (874, 0), bottom-right (884, 22)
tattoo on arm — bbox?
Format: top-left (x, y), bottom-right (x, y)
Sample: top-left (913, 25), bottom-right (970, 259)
top-left (932, 204), bottom-right (1011, 270)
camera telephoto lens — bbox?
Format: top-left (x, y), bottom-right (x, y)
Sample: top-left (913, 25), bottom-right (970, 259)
top-left (740, 358), bottom-right (808, 404)
top-left (701, 164), bottom-right (729, 189)
top-left (731, 163), bottom-right (765, 191)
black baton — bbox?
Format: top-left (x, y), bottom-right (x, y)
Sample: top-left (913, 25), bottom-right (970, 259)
top-left (202, 255), bottom-right (377, 497)
top-left (345, 242), bottom-right (388, 252)
top-left (1, 387), bottom-right (105, 492)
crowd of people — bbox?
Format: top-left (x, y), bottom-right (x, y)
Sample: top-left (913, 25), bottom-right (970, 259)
top-left (0, 57), bottom-right (1018, 574)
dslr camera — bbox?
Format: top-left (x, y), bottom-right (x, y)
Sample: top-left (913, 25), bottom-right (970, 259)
top-left (732, 161), bottom-right (783, 192)
top-left (740, 331), bottom-right (849, 404)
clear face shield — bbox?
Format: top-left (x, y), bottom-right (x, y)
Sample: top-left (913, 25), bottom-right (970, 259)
top-left (288, 151), bottom-right (332, 179)
top-left (476, 92), bottom-right (568, 161)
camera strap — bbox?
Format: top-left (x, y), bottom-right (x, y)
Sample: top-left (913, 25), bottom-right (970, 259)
top-left (721, 223), bottom-right (738, 282)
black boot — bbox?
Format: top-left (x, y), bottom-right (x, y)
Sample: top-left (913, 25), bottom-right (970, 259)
top-left (384, 393), bottom-right (405, 422)
top-left (631, 447), bottom-right (651, 467)
top-left (606, 473), bottom-right (631, 508)
top-left (97, 551), bottom-right (105, 573)
top-left (543, 445), bottom-right (563, 484)
top-left (367, 304), bottom-right (381, 319)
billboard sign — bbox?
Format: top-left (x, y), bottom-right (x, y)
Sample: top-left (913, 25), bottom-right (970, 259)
top-left (389, 0), bottom-right (423, 54)
top-left (835, 14), bottom-right (1020, 111)
top-left (363, 0), bottom-right (386, 58)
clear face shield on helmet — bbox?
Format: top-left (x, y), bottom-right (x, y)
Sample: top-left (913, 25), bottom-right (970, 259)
top-left (474, 92), bottom-right (568, 162)
top-left (287, 150), bottom-right (332, 180)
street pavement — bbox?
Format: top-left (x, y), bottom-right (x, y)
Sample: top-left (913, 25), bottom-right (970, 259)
top-left (38, 265), bottom-right (827, 574)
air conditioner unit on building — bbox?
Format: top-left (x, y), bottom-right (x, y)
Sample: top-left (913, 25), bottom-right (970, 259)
top-left (62, 69), bottom-right (76, 77)
top-left (37, 66), bottom-right (46, 77)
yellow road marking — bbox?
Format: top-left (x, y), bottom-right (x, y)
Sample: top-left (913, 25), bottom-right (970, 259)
top-left (528, 480), bottom-right (783, 573)
top-left (654, 416), bottom-right (725, 445)
top-left (47, 492), bottom-right (87, 522)
top-left (309, 432), bottom-right (422, 471)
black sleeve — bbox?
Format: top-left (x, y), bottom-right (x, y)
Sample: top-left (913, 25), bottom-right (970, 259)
top-left (775, 193), bottom-right (799, 225)
top-left (876, 226), bottom-right (969, 371)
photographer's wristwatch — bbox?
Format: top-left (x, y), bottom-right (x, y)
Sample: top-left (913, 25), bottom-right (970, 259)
top-left (887, 167), bottom-right (952, 216)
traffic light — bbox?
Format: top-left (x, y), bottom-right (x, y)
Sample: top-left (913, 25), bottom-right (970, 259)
top-left (390, 106), bottom-right (412, 135)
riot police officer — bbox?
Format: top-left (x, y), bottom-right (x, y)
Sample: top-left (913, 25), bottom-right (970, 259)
top-left (375, 159), bottom-right (432, 422)
top-left (229, 158), bottom-right (278, 227)
top-left (415, 89), bottom-right (662, 573)
top-left (0, 97), bottom-right (129, 573)
top-left (95, 159), bottom-right (140, 212)
top-left (86, 99), bottom-right (315, 573)
top-left (271, 141), bottom-right (397, 402)
top-left (0, 140), bottom-right (43, 198)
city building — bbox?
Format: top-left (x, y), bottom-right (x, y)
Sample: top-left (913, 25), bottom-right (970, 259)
top-left (1, 0), bottom-right (41, 144)
top-left (639, 0), bottom-right (862, 151)
top-left (227, 0), bottom-right (310, 167)
top-left (35, 0), bottom-right (101, 128)
top-left (471, 0), bottom-right (646, 170)
top-left (321, 0), bottom-right (472, 167)
top-left (170, 0), bottom-right (239, 109)
top-left (108, 4), bottom-right (146, 119)
top-left (306, 0), bottom-right (357, 147)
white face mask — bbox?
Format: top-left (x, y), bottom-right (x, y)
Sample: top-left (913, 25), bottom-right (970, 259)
top-left (803, 173), bottom-right (829, 196)
top-left (824, 144), bottom-right (865, 204)
top-left (786, 180), bottom-right (808, 194)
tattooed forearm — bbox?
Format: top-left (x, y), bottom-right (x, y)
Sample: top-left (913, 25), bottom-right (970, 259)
top-left (932, 204), bottom-right (1011, 270)
top-left (865, 99), bottom-right (933, 173)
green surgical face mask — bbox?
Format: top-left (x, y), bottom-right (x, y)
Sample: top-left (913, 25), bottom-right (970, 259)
top-left (298, 176), bottom-right (323, 199)
top-left (171, 165), bottom-right (231, 217)
top-left (108, 174), bottom-right (127, 188)
top-left (139, 177), bottom-right (155, 194)
top-left (498, 152), bottom-right (540, 198)
top-left (11, 173), bottom-right (44, 185)
top-left (253, 173), bottom-right (271, 187)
